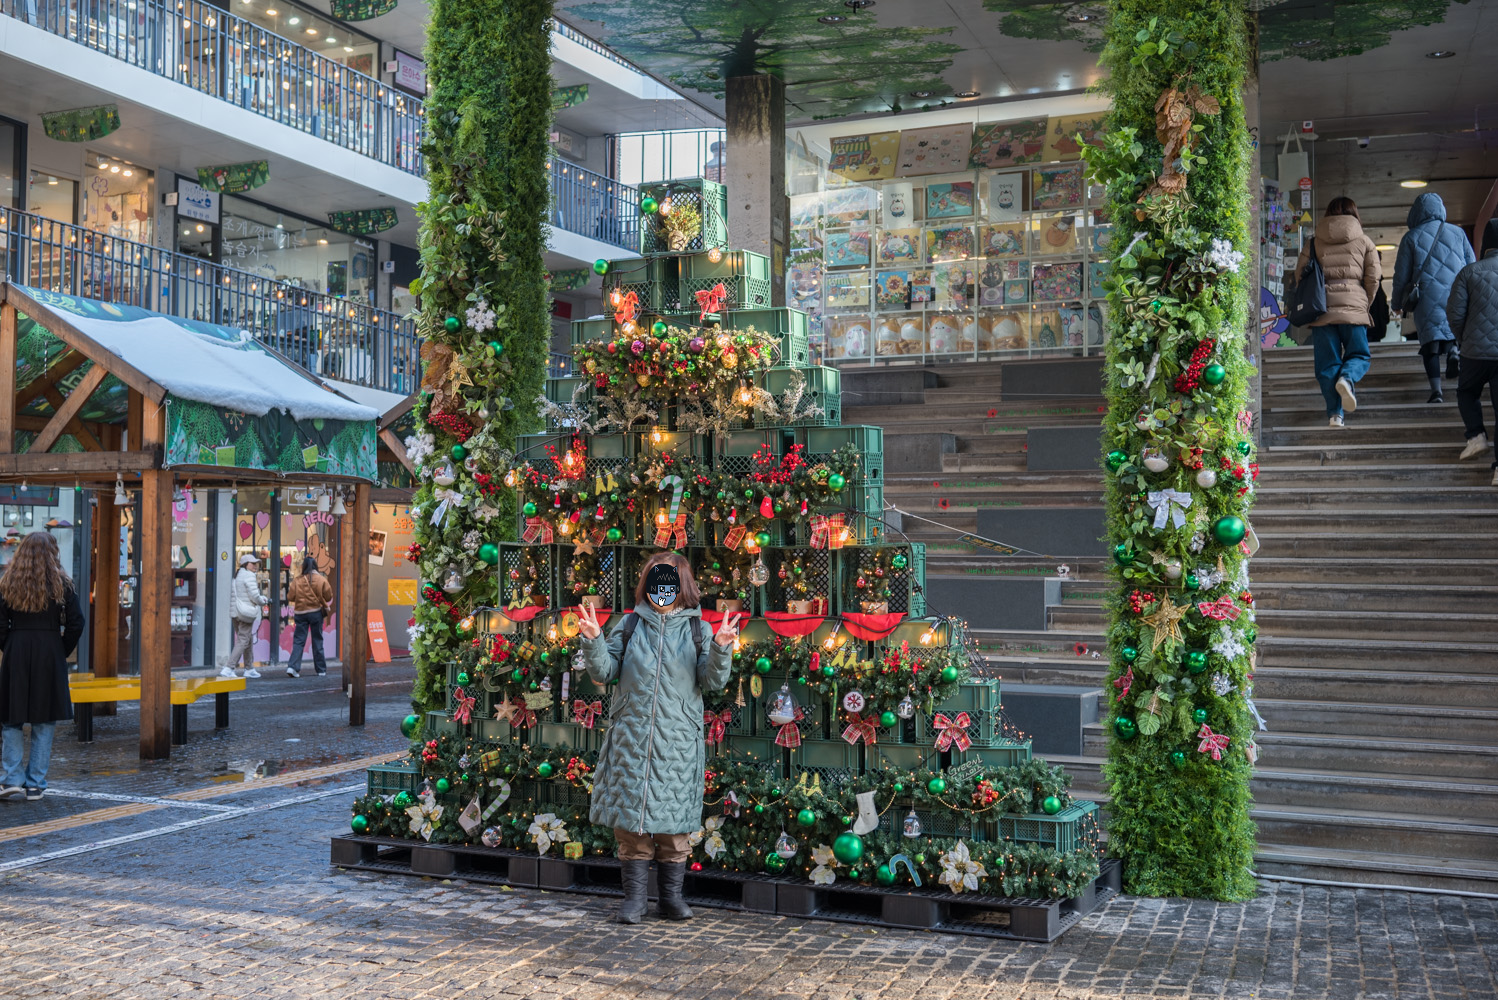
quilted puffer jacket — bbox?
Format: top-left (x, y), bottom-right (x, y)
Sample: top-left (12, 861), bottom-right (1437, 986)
top-left (581, 602), bottom-right (732, 835)
top-left (1447, 221), bottom-right (1498, 361)
top-left (1392, 193), bottom-right (1477, 345)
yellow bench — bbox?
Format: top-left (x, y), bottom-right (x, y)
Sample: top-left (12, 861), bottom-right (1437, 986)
top-left (69, 674), bottom-right (247, 744)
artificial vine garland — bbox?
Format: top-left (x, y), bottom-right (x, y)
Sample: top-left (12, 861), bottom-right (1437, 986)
top-left (575, 324), bottom-right (779, 399)
top-left (1082, 0), bottom-right (1257, 900)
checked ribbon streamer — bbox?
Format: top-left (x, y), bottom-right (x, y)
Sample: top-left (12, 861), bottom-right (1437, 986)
top-left (1197, 723), bottom-right (1231, 760)
top-left (932, 712), bottom-right (973, 752)
top-left (572, 699), bottom-right (603, 729)
top-left (695, 282), bottom-right (728, 320)
top-left (774, 706), bottom-right (806, 748)
top-left (704, 708), bottom-right (733, 745)
top-left (451, 687), bottom-right (476, 725)
top-left (522, 516), bottom-right (554, 543)
top-left (809, 513), bottom-right (848, 550)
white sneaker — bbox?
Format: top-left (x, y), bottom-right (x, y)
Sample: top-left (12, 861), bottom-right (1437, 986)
top-left (1459, 434), bottom-right (1489, 461)
top-left (218, 666), bottom-right (239, 679)
top-left (0, 786), bottom-right (22, 801)
top-left (286, 667), bottom-right (300, 678)
top-left (1328, 415), bottom-right (1344, 428)
top-left (1335, 378), bottom-right (1357, 414)
top-left (243, 668), bottom-right (261, 679)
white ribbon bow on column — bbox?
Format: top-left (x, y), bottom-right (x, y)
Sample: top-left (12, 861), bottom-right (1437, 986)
top-left (1148, 488), bottom-right (1193, 530)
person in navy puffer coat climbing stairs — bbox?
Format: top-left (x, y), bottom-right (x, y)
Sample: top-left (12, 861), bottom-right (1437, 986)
top-left (1393, 192), bottom-right (1477, 402)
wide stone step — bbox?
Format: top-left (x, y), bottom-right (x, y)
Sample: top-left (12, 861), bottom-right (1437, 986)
top-left (1248, 508), bottom-right (1498, 534)
top-left (1254, 844), bottom-right (1498, 894)
top-left (1046, 604), bottom-right (1498, 641)
top-left (1252, 698), bottom-right (1498, 742)
top-left (1264, 401), bottom-right (1477, 428)
top-left (1263, 368), bottom-right (1446, 390)
top-left (889, 490), bottom-right (1105, 510)
top-left (1265, 422), bottom-right (1482, 448)
top-left (1261, 441), bottom-right (1494, 467)
top-left (1251, 531), bottom-right (1489, 560)
top-left (1056, 578), bottom-right (1498, 614)
top-left (1246, 556), bottom-right (1498, 586)
top-left (846, 405), bottom-right (1102, 427)
top-left (1263, 385), bottom-right (1472, 407)
top-left (1255, 466), bottom-right (1497, 489)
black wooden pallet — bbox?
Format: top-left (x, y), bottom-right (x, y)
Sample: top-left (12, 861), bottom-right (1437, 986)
top-left (331, 837), bottom-right (1120, 942)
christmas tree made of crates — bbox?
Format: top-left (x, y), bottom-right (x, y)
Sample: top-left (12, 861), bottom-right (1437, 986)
top-left (357, 178), bottom-right (1102, 901)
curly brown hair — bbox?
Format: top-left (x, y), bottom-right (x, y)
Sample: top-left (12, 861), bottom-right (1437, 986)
top-left (0, 531), bottom-right (70, 613)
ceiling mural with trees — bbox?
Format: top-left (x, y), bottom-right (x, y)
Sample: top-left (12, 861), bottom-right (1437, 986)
top-left (556, 0), bottom-right (1475, 123)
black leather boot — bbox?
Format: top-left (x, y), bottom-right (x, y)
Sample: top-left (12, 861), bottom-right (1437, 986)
top-left (656, 860), bottom-right (694, 920)
top-left (618, 859), bottom-right (650, 924)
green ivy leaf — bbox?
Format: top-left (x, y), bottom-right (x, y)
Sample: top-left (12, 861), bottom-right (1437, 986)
top-left (1135, 710), bottom-right (1163, 736)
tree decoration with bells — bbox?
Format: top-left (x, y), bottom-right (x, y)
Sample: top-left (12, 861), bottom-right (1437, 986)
top-left (1083, 0), bottom-right (1258, 900)
top-left (695, 546), bottom-right (752, 611)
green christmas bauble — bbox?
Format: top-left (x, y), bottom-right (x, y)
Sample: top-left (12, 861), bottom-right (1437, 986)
top-left (606, 527), bottom-right (623, 542)
top-left (443, 316), bottom-right (461, 333)
top-left (1120, 645), bottom-right (1139, 663)
top-left (1185, 574), bottom-right (1202, 592)
top-left (350, 814), bottom-right (369, 833)
top-left (1170, 750), bottom-right (1187, 769)
top-left (940, 664), bottom-right (960, 683)
top-left (592, 258), bottom-right (609, 276)
top-left (832, 831), bottom-right (865, 864)
top-left (770, 787), bottom-right (783, 797)
top-left (753, 803), bottom-right (765, 814)
top-left (796, 808), bottom-right (817, 827)
top-left (537, 762), bottom-right (554, 778)
top-left (1237, 440), bottom-right (1252, 456)
top-left (1041, 795), bottom-right (1062, 815)
top-left (827, 473), bottom-right (846, 491)
top-left (893, 783), bottom-right (904, 793)
top-left (927, 777), bottom-right (948, 795)
top-left (1212, 516), bottom-right (1247, 546)
top-left (1113, 542), bottom-right (1136, 565)
top-left (489, 340), bottom-right (505, 357)
top-left (1105, 449), bottom-right (1129, 472)
top-left (522, 501), bottom-right (538, 517)
top-left (764, 852), bottom-right (786, 873)
top-left (651, 320), bottom-right (667, 336)
top-left (539, 650), bottom-right (551, 663)
top-left (640, 195), bottom-right (659, 214)
top-left (451, 443), bottom-right (467, 461)
top-left (393, 791), bottom-right (412, 809)
top-left (821, 664), bottom-right (836, 678)
top-left (754, 656), bottom-right (773, 674)
top-left (875, 864), bottom-right (896, 886)
top-left (1202, 363), bottom-right (1227, 386)
top-left (1192, 708), bottom-right (1209, 726)
top-left (511, 668), bottom-right (524, 682)
top-left (755, 531), bottom-right (771, 547)
top-left (435, 778), bottom-right (451, 793)
top-left (1244, 627), bottom-right (1257, 644)
top-left (1114, 716), bottom-right (1138, 740)
top-left (478, 543), bottom-right (499, 565)
top-left (1183, 650), bottom-right (1209, 674)
top-left (400, 713), bottom-right (420, 738)
top-left (880, 710), bottom-right (898, 728)
top-left (891, 553), bottom-right (908, 570)
top-left (456, 672), bottom-right (470, 686)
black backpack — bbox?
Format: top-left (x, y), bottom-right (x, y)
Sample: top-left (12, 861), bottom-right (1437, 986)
top-left (1289, 237), bottom-right (1327, 327)
top-left (616, 612), bottom-right (704, 662)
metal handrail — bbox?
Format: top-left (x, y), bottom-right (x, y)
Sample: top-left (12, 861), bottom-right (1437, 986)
top-left (0, 206), bottom-right (420, 394)
top-left (546, 158), bottom-right (640, 251)
top-left (3, 0), bottom-right (424, 175)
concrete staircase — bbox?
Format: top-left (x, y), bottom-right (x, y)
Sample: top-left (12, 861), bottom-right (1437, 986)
top-left (844, 343), bottom-right (1498, 894)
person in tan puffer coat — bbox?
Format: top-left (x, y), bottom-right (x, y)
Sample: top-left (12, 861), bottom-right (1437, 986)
top-left (1295, 197), bottom-right (1382, 426)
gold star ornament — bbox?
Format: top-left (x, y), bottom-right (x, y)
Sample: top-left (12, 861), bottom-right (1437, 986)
top-left (1141, 594), bottom-right (1188, 652)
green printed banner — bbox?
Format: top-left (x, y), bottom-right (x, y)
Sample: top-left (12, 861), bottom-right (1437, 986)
top-left (41, 104), bottom-right (121, 143)
top-left (169, 397), bottom-right (377, 480)
top-left (197, 161), bottom-right (270, 194)
top-left (328, 207), bottom-right (399, 235)
top-left (551, 84), bottom-right (589, 111)
top-left (546, 268), bottom-right (591, 291)
top-left (330, 0), bottom-right (396, 19)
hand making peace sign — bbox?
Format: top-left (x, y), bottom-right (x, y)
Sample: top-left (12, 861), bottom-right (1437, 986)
top-left (578, 603), bottom-right (603, 640)
top-left (713, 612), bottom-right (743, 648)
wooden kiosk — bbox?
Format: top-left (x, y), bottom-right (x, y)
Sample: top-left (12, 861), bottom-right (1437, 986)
top-left (0, 282), bottom-right (382, 759)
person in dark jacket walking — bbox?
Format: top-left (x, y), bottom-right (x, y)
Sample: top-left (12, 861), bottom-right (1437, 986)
top-left (1393, 192), bottom-right (1477, 402)
top-left (1448, 219), bottom-right (1498, 483)
top-left (577, 552), bottom-right (736, 924)
top-left (284, 557), bottom-right (334, 678)
top-left (1294, 197), bottom-right (1381, 427)
top-left (0, 532), bottom-right (85, 800)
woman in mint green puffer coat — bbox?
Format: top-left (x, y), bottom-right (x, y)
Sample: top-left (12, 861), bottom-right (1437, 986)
top-left (577, 551), bottom-right (736, 924)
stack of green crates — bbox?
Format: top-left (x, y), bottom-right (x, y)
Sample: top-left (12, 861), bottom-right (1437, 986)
top-left (678, 250), bottom-right (773, 312)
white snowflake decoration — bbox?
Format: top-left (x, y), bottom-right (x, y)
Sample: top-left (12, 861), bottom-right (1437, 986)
top-left (406, 622), bottom-right (427, 642)
top-left (462, 530), bottom-right (481, 550)
top-left (473, 503), bottom-right (502, 523)
top-left (1207, 238), bottom-right (1245, 273)
top-left (405, 432), bottom-right (436, 467)
top-left (1210, 671), bottom-right (1234, 696)
top-left (465, 299), bottom-right (497, 333)
top-left (937, 840), bottom-right (987, 894)
top-left (1211, 625), bottom-right (1245, 660)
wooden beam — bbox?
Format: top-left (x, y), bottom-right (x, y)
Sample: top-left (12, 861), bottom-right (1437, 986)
top-left (0, 284), bottom-right (169, 406)
top-left (31, 364), bottom-right (107, 454)
top-left (348, 483), bottom-right (371, 726)
top-left (138, 401), bottom-right (172, 760)
top-left (378, 392), bottom-right (418, 431)
top-left (339, 488), bottom-right (356, 692)
top-left (378, 427), bottom-right (414, 473)
top-left (36, 383), bottom-right (105, 453)
top-left (0, 450), bottom-right (157, 475)
top-left (0, 305), bottom-right (15, 454)
top-left (14, 350), bottom-right (85, 411)
top-left (127, 389), bottom-right (143, 451)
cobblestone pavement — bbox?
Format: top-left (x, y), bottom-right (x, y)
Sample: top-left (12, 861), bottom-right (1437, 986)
top-left (0, 663), bottom-right (1493, 1000)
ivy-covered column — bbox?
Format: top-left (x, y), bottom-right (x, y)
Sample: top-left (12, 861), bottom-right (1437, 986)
top-left (403, 0), bottom-right (554, 714)
top-left (1084, 0), bottom-right (1258, 900)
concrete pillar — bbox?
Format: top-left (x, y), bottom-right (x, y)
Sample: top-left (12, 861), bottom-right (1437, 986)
top-left (725, 74), bottom-right (788, 307)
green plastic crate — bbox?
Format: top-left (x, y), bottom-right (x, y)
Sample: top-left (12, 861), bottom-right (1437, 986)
top-left (601, 256), bottom-right (677, 311)
top-left (640, 178), bottom-right (728, 255)
top-left (570, 317), bottom-right (612, 346)
top-left (837, 542), bottom-right (923, 615)
top-left (366, 761), bottom-right (422, 797)
top-left (919, 680), bottom-right (1003, 747)
top-left (539, 721), bottom-right (594, 752)
top-left (988, 801), bottom-right (1101, 853)
top-left (716, 428), bottom-right (797, 460)
top-left (802, 425), bottom-right (883, 461)
top-left (789, 737), bottom-right (862, 785)
top-left (545, 376), bottom-right (584, 406)
top-left (425, 709), bottom-right (459, 738)
top-left (681, 249), bottom-right (771, 282)
top-left (968, 740), bottom-right (1034, 769)
top-left (868, 743), bottom-right (938, 773)
top-left (759, 365), bottom-right (842, 427)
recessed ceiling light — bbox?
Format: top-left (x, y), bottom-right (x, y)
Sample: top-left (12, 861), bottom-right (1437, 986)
top-left (955, 90), bottom-right (980, 98)
top-left (844, 0), bottom-right (875, 7)
top-left (343, 45), bottom-right (353, 51)
top-left (265, 6), bottom-right (277, 13)
top-left (287, 15), bottom-right (299, 23)
top-left (818, 14), bottom-right (845, 23)
top-left (1292, 38), bottom-right (1320, 48)
top-left (325, 36), bottom-right (337, 43)
top-left (109, 164), bottom-right (120, 173)
top-left (910, 90), bottom-right (934, 98)
top-left (1400, 179), bottom-right (1429, 189)
top-left (305, 26), bottom-right (317, 34)
top-left (1375, 244), bottom-right (1396, 251)
top-left (122, 168), bottom-right (132, 177)
top-left (1426, 50), bottom-right (1456, 59)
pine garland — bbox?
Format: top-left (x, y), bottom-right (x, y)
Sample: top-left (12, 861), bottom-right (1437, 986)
top-left (405, 0), bottom-right (553, 715)
top-left (1084, 0), bottom-right (1257, 900)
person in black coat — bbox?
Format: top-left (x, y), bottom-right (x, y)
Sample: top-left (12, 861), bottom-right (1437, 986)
top-left (0, 531), bottom-right (85, 800)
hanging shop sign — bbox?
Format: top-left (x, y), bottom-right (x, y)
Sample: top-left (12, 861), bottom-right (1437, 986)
top-left (331, 0), bottom-right (396, 19)
top-left (393, 49), bottom-right (426, 96)
top-left (328, 207), bottom-right (399, 236)
top-left (196, 161), bottom-right (269, 194)
top-left (551, 84), bottom-right (589, 111)
top-left (175, 177), bottom-right (220, 225)
top-left (547, 268), bottom-right (591, 291)
top-left (41, 104), bottom-right (121, 143)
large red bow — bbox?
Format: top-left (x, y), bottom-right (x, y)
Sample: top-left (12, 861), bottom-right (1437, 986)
top-left (932, 712), bottom-right (972, 752)
top-left (521, 516), bottom-right (554, 544)
top-left (451, 686), bottom-right (476, 725)
top-left (1197, 723), bottom-right (1230, 760)
top-left (774, 706), bottom-right (806, 749)
top-left (1197, 596), bottom-right (1242, 621)
top-left (695, 282), bottom-right (728, 320)
top-left (704, 708), bottom-right (733, 745)
top-left (573, 698), bottom-right (603, 729)
top-left (809, 513), bottom-right (848, 550)
top-left (842, 712), bottom-right (879, 746)
top-left (612, 289), bottom-right (639, 324)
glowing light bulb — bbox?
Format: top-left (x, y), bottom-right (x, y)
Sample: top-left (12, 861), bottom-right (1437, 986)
top-left (547, 625), bottom-right (559, 642)
top-left (707, 247), bottom-right (723, 264)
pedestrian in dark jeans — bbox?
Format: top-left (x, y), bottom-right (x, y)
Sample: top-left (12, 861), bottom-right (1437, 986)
top-left (1447, 219), bottom-right (1498, 484)
top-left (284, 557), bottom-right (333, 678)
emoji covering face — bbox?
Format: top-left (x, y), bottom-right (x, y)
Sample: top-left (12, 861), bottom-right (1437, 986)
top-left (645, 563), bottom-right (680, 609)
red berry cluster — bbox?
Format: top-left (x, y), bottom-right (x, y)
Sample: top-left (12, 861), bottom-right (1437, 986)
top-left (972, 779), bottom-right (1000, 807)
top-left (488, 635), bottom-right (513, 662)
top-left (1172, 339), bottom-right (1217, 393)
top-left (472, 473), bottom-right (504, 497)
top-left (751, 443), bottom-right (808, 485)
top-left (406, 542), bottom-right (423, 563)
top-left (1184, 447), bottom-right (1205, 470)
top-left (565, 756), bottom-right (592, 784)
top-left (1127, 589), bottom-right (1158, 615)
top-left (421, 739), bottom-right (439, 764)
top-left (428, 412), bottom-right (474, 442)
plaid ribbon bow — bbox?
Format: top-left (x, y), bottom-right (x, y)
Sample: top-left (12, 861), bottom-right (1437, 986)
top-left (809, 513), bottom-right (848, 550)
top-left (841, 712), bottom-right (879, 746)
top-left (1197, 596), bottom-right (1242, 621)
top-left (1196, 723), bottom-right (1230, 760)
top-left (695, 282), bottom-right (728, 320)
top-left (774, 706), bottom-right (806, 749)
top-left (654, 511), bottom-right (689, 549)
top-left (704, 708), bottom-right (733, 746)
top-left (451, 686), bottom-right (476, 725)
top-left (498, 698), bottom-right (537, 729)
top-left (521, 516), bottom-right (554, 544)
top-left (932, 712), bottom-right (973, 752)
top-left (573, 698), bottom-right (603, 729)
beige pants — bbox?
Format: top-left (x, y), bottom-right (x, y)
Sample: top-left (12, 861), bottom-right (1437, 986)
top-left (614, 829), bottom-right (691, 863)
top-left (225, 617), bottom-right (256, 670)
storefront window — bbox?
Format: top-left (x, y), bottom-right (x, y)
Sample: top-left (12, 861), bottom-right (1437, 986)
top-left (28, 171), bottom-right (77, 224)
top-left (83, 153), bottom-right (154, 244)
top-left (0, 116), bottom-right (22, 210)
top-left (235, 0), bottom-right (378, 75)
top-left (220, 196), bottom-right (375, 302)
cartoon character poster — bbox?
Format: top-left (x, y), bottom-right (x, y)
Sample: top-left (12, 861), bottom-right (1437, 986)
top-left (875, 271), bottom-right (911, 310)
top-left (824, 187), bottom-right (876, 227)
top-left (925, 181), bottom-right (974, 219)
top-left (980, 223), bottom-right (1028, 258)
top-left (827, 131), bottom-right (901, 181)
top-left (934, 263), bottom-right (976, 309)
top-left (824, 270), bottom-right (871, 309)
top-left (925, 225), bottom-right (974, 263)
top-left (1033, 215), bottom-right (1078, 256)
top-left (1032, 262), bottom-right (1083, 302)
top-left (1032, 164), bottom-right (1084, 210)
top-left (877, 228), bottom-right (921, 265)
top-left (986, 172), bottom-right (1025, 221)
top-left (1043, 113), bottom-right (1108, 162)
top-left (969, 118), bottom-right (1049, 168)
top-left (895, 124), bottom-right (973, 177)
top-left (881, 182), bottom-right (914, 225)
top-left (825, 229), bottom-right (871, 268)
top-left (909, 271), bottom-right (935, 303)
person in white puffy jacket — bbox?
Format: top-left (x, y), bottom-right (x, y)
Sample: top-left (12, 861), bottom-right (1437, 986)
top-left (221, 554), bottom-right (267, 679)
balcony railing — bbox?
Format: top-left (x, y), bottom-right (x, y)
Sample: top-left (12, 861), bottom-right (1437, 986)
top-left (0, 207), bottom-right (419, 394)
top-left (547, 158), bottom-right (639, 251)
top-left (3, 0), bottom-right (424, 175)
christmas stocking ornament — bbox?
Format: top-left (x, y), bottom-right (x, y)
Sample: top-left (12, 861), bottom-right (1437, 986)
top-left (851, 790), bottom-right (879, 835)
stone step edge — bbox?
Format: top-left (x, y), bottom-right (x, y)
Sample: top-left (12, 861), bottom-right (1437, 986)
top-left (968, 629), bottom-right (1498, 653)
top-left (1252, 846), bottom-right (1498, 883)
top-left (983, 657), bottom-right (1498, 686)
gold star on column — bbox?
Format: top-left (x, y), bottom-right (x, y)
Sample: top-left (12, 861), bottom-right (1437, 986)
top-left (445, 357), bottom-right (474, 391)
top-left (1141, 594), bottom-right (1188, 652)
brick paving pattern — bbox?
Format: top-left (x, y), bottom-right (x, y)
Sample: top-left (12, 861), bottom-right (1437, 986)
top-left (0, 663), bottom-right (1493, 999)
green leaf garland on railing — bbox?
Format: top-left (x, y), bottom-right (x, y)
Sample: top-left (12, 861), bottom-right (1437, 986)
top-left (330, 0), bottom-right (396, 20)
top-left (41, 105), bottom-right (121, 143)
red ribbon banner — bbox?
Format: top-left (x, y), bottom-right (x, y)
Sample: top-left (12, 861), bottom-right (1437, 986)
top-left (841, 611), bottom-right (906, 641)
